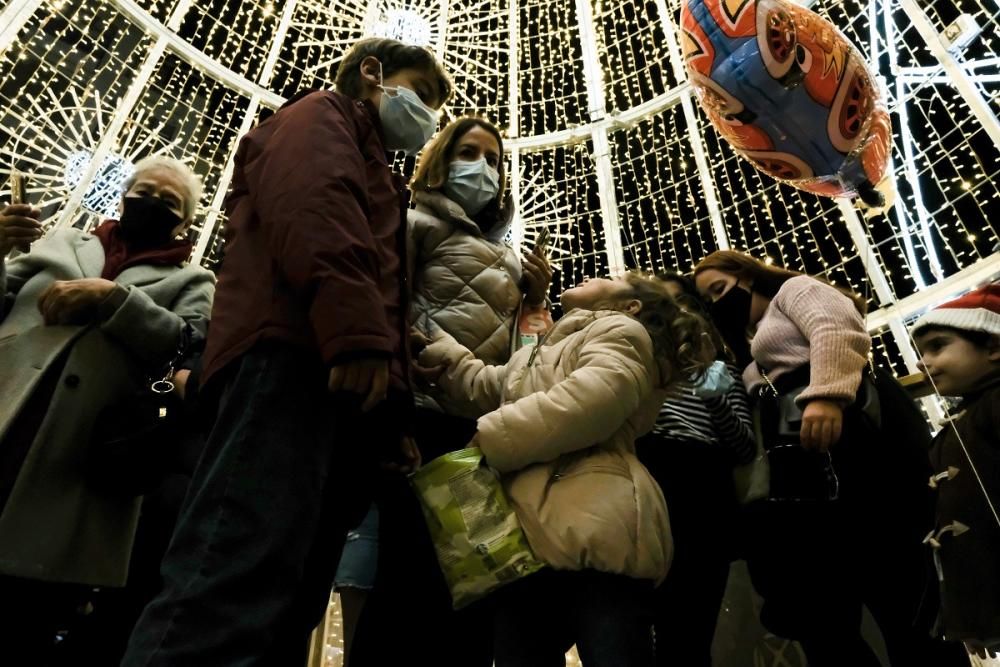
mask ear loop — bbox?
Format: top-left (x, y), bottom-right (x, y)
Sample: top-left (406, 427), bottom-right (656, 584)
top-left (376, 61), bottom-right (399, 98)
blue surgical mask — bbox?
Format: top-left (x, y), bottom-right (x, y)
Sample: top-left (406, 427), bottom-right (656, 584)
top-left (690, 360), bottom-right (735, 398)
top-left (443, 158), bottom-right (500, 216)
top-left (377, 65), bottom-right (439, 155)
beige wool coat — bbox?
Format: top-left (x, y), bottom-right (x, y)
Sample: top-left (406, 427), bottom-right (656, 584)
top-left (422, 309), bottom-right (673, 583)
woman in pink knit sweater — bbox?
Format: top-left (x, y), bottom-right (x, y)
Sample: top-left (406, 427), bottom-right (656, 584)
top-left (693, 251), bottom-right (967, 667)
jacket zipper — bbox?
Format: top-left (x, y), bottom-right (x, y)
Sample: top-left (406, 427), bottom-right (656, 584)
top-left (527, 330), bottom-right (549, 367)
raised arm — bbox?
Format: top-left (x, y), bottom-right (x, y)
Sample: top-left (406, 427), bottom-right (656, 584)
top-left (475, 316), bottom-right (655, 473)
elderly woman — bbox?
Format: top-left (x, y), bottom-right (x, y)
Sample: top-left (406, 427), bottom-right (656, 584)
top-left (0, 156), bottom-right (215, 657)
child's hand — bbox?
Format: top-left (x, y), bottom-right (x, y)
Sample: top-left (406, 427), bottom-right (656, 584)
top-left (410, 327), bottom-right (433, 354)
top-left (413, 339), bottom-right (454, 386)
top-left (412, 359), bottom-right (447, 386)
top-left (328, 358), bottom-right (389, 412)
top-left (174, 368), bottom-right (192, 400)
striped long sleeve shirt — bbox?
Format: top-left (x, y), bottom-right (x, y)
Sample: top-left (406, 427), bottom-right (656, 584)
top-left (650, 363), bottom-right (756, 464)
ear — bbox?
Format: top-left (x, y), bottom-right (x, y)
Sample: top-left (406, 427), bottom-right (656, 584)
top-left (987, 335), bottom-right (1000, 362)
top-left (623, 298), bottom-right (642, 316)
top-left (360, 56), bottom-right (382, 87)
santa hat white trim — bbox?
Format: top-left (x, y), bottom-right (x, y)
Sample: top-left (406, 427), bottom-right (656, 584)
top-left (913, 307), bottom-right (1000, 336)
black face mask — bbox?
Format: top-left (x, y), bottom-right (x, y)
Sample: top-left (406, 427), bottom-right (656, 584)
top-left (709, 285), bottom-right (754, 367)
top-left (118, 195), bottom-right (182, 248)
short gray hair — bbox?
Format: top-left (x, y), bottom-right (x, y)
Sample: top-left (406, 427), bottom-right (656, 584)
top-left (123, 155), bottom-right (203, 221)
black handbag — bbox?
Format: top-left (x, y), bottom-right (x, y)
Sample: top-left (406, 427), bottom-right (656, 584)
top-left (87, 336), bottom-right (191, 497)
top-left (756, 363), bottom-right (881, 503)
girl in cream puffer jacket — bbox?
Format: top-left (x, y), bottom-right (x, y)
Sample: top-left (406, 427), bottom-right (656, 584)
top-left (420, 272), bottom-right (714, 667)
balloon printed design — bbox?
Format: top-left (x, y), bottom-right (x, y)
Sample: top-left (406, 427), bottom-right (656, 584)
top-left (681, 0), bottom-right (892, 205)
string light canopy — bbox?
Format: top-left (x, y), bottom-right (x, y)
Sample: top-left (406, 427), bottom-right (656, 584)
top-left (0, 0), bottom-right (998, 373)
top-left (1, 0), bottom-right (999, 661)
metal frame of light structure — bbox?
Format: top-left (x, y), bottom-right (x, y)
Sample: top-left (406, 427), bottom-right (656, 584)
top-left (0, 0), bottom-right (998, 371)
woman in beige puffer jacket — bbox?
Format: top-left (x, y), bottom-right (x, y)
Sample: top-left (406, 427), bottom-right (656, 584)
top-left (420, 272), bottom-right (715, 667)
top-left (352, 118), bottom-right (552, 667)
top-left (408, 117), bottom-right (551, 420)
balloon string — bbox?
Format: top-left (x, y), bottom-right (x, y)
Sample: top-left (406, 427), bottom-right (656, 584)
top-left (859, 217), bottom-right (1000, 532)
top-left (912, 328), bottom-right (1000, 534)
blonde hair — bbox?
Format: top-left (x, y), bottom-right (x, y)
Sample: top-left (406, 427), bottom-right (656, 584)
top-left (411, 117), bottom-right (510, 224)
top-left (124, 156), bottom-right (203, 222)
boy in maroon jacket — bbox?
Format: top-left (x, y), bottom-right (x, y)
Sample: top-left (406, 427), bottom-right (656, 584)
top-left (122, 39), bottom-right (452, 666)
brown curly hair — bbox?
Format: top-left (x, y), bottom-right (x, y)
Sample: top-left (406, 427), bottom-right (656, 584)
top-left (595, 272), bottom-right (717, 386)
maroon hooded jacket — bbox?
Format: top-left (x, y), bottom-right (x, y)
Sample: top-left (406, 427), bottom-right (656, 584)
top-left (202, 91), bottom-right (411, 393)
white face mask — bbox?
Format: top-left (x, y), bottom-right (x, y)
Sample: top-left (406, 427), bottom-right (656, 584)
top-left (443, 158), bottom-right (500, 217)
top-left (377, 64), bottom-right (440, 155)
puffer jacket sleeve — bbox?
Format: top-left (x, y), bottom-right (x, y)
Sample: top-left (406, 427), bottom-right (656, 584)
top-left (407, 211), bottom-right (434, 267)
top-left (406, 211), bottom-right (434, 330)
top-left (476, 315), bottom-right (654, 473)
top-left (421, 332), bottom-right (508, 416)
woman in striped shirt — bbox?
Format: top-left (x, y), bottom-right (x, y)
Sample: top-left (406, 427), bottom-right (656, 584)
top-left (637, 272), bottom-right (755, 667)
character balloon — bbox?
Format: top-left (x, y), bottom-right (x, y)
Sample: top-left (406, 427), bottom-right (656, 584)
top-left (681, 0), bottom-right (892, 206)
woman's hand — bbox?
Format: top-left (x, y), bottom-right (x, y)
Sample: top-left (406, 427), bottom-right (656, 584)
top-left (522, 247), bottom-right (553, 307)
top-left (800, 399), bottom-right (843, 452)
top-left (0, 204), bottom-right (42, 255)
top-left (173, 368), bottom-right (192, 400)
top-left (37, 278), bottom-right (117, 325)
top-left (382, 434), bottom-right (422, 474)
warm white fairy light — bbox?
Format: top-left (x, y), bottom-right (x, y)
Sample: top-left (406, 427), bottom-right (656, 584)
top-left (0, 0), bottom-right (996, 361)
top-left (0, 0), bottom-right (995, 324)
top-left (0, 0), bottom-right (997, 659)
top-left (372, 8), bottom-right (434, 46)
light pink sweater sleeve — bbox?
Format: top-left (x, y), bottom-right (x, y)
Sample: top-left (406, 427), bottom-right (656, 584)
top-left (778, 278), bottom-right (871, 404)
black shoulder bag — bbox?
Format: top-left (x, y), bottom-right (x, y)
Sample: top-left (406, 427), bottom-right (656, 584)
top-left (87, 332), bottom-right (191, 497)
top-left (756, 362), bottom-right (881, 502)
